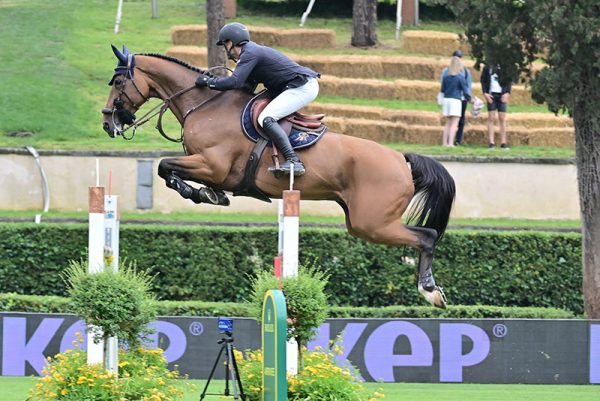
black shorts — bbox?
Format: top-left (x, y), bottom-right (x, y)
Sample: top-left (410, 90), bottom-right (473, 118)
top-left (487, 92), bottom-right (508, 112)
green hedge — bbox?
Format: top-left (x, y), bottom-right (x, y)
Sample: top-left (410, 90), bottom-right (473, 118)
top-left (0, 224), bottom-right (583, 313)
top-left (0, 293), bottom-right (577, 319)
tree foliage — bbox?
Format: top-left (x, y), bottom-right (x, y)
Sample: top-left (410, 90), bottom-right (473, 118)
top-left (449, 0), bottom-right (600, 317)
top-left (249, 267), bottom-right (329, 347)
top-left (65, 260), bottom-right (157, 347)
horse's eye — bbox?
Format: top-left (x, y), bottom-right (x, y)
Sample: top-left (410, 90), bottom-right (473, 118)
top-left (114, 79), bottom-right (122, 87)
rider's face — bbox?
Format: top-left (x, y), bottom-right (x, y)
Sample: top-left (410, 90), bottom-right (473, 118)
top-left (225, 41), bottom-right (241, 60)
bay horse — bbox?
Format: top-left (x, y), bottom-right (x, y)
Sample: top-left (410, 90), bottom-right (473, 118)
top-left (101, 46), bottom-right (455, 308)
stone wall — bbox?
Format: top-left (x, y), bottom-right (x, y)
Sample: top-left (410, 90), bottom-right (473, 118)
top-left (0, 151), bottom-right (579, 220)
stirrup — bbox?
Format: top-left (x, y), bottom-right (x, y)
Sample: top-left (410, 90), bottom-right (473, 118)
top-left (269, 160), bottom-right (305, 176)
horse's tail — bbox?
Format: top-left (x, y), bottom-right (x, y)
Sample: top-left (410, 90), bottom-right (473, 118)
top-left (404, 153), bottom-right (455, 243)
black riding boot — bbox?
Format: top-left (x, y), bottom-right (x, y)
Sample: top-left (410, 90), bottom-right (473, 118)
top-left (262, 117), bottom-right (305, 176)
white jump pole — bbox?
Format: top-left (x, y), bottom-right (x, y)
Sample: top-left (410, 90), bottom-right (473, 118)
top-left (114, 0), bottom-right (124, 34)
top-left (87, 186), bottom-right (105, 366)
top-left (299, 0), bottom-right (317, 27)
top-left (395, 0), bottom-right (403, 40)
top-left (276, 164), bottom-right (300, 375)
top-left (103, 171), bottom-right (119, 375)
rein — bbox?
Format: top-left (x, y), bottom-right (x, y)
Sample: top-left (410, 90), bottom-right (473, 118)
top-left (105, 63), bottom-right (233, 143)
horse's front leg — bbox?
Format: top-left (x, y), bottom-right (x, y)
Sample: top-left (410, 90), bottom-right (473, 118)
top-left (158, 156), bottom-right (230, 206)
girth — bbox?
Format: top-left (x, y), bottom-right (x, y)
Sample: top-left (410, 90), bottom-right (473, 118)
top-left (232, 137), bottom-right (272, 203)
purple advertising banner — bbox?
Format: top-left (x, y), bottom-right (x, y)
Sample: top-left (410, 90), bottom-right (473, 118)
top-left (1, 312), bottom-right (598, 384)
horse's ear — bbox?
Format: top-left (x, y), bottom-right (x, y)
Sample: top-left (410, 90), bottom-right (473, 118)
top-left (111, 44), bottom-right (127, 64)
top-left (122, 45), bottom-right (130, 57)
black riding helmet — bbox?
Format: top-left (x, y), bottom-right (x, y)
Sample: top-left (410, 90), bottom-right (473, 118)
top-left (216, 22), bottom-right (250, 46)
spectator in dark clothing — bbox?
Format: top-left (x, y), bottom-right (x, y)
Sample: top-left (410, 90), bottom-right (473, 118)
top-left (196, 22), bottom-right (320, 176)
top-left (480, 64), bottom-right (512, 149)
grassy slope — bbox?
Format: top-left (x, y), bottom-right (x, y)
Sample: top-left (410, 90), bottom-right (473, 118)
top-left (3, 377), bottom-right (599, 401)
top-left (0, 0), bottom-right (573, 158)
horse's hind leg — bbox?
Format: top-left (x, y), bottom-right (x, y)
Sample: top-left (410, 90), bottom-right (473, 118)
top-left (158, 156), bottom-right (230, 206)
top-left (407, 226), bottom-right (447, 308)
top-left (344, 209), bottom-right (447, 308)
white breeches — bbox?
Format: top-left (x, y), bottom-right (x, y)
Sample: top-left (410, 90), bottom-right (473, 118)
top-left (258, 77), bottom-right (319, 127)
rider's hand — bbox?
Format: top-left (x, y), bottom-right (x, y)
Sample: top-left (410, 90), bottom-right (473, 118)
top-left (195, 73), bottom-right (210, 88)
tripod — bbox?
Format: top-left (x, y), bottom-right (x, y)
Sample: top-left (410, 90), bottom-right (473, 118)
top-left (199, 332), bottom-right (246, 401)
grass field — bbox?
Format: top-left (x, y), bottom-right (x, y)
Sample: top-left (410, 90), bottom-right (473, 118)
top-left (2, 376), bottom-right (598, 401)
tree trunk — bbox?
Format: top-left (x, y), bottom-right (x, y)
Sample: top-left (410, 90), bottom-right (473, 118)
top-left (351, 0), bottom-right (377, 47)
top-left (573, 83), bottom-right (600, 319)
top-left (206, 0), bottom-right (227, 76)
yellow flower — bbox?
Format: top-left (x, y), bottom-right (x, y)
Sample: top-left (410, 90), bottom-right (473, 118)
top-left (60, 388), bottom-right (68, 396)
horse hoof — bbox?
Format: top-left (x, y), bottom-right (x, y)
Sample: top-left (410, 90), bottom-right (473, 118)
top-left (418, 284), bottom-right (447, 309)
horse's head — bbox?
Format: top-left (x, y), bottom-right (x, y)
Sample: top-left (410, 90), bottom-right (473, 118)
top-left (102, 45), bottom-right (150, 138)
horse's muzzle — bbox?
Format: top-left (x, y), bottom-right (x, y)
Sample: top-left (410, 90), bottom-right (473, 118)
top-left (102, 121), bottom-right (115, 138)
top-left (102, 108), bottom-right (117, 137)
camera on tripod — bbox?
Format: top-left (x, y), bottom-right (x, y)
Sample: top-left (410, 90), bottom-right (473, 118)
top-left (218, 317), bottom-right (234, 336)
top-left (200, 318), bottom-right (246, 401)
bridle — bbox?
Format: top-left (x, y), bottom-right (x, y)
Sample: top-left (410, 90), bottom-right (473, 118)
top-left (102, 53), bottom-right (231, 142)
top-left (101, 53), bottom-right (149, 140)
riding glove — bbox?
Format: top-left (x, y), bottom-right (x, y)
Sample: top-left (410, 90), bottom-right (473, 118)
top-left (195, 73), bottom-right (211, 88)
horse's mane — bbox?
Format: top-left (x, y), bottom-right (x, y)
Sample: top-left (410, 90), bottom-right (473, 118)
top-left (139, 53), bottom-right (209, 75)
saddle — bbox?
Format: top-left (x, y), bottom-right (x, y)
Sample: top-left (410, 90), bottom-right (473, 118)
top-left (234, 91), bottom-right (328, 203)
top-left (251, 97), bottom-right (326, 137)
top-left (241, 91), bottom-right (327, 149)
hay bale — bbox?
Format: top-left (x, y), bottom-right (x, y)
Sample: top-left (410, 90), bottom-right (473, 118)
top-left (318, 114), bottom-right (574, 147)
top-left (318, 76), bottom-right (396, 99)
top-left (171, 25), bottom-right (206, 46)
top-left (294, 55), bottom-right (385, 79)
top-left (525, 128), bottom-right (575, 147)
top-left (402, 30), bottom-right (470, 57)
top-left (294, 54), bottom-right (481, 81)
top-left (342, 118), bottom-right (404, 142)
top-left (382, 56), bottom-right (443, 80)
top-left (507, 113), bottom-right (572, 128)
top-left (321, 116), bottom-right (403, 142)
top-left (166, 46), bottom-right (207, 68)
top-left (393, 79), bottom-right (439, 101)
top-left (460, 125), bottom-right (574, 147)
top-left (321, 117), bottom-right (346, 134)
top-left (251, 26), bottom-right (280, 46)
top-left (402, 125), bottom-right (442, 145)
top-left (280, 29), bottom-right (336, 48)
top-left (170, 24), bottom-right (335, 49)
top-left (384, 109), bottom-right (441, 126)
top-left (304, 103), bottom-right (386, 120)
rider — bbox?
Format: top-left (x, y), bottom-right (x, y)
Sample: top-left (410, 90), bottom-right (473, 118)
top-left (195, 22), bottom-right (320, 176)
